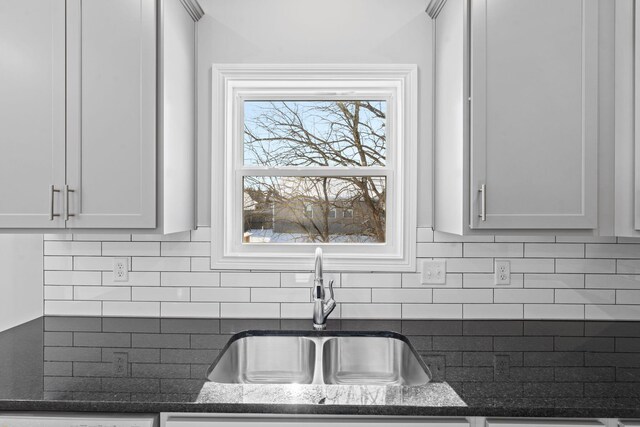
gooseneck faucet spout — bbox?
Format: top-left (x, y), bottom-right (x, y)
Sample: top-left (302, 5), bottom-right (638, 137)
top-left (312, 247), bottom-right (336, 330)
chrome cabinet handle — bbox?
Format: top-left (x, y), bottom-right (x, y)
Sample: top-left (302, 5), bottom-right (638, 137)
top-left (49, 185), bottom-right (60, 221)
top-left (478, 184), bottom-right (486, 221)
top-left (65, 185), bottom-right (75, 221)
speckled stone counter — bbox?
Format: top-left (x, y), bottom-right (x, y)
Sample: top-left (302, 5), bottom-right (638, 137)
top-left (1, 317), bottom-right (640, 418)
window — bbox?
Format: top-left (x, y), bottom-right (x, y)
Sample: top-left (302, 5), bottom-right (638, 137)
top-left (211, 65), bottom-right (418, 271)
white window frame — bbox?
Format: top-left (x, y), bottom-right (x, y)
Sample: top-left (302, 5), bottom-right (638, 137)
top-left (211, 64), bottom-right (418, 272)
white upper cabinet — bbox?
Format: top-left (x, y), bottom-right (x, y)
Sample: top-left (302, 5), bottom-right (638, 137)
top-left (0, 0), bottom-right (201, 232)
top-left (431, 0), bottom-right (600, 234)
top-left (0, 0), bottom-right (66, 228)
top-left (614, 0), bottom-right (640, 237)
top-left (65, 0), bottom-right (157, 229)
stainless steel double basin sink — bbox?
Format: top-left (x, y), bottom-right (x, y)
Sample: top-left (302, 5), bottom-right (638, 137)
top-left (206, 331), bottom-right (431, 386)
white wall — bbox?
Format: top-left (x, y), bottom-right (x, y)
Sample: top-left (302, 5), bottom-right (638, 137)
top-left (0, 235), bottom-right (43, 331)
top-left (196, 0), bottom-right (433, 227)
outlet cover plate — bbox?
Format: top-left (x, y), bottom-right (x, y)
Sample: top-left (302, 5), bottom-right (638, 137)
top-left (421, 259), bottom-right (446, 285)
top-left (495, 260), bottom-right (510, 285)
top-left (113, 258), bottom-right (129, 282)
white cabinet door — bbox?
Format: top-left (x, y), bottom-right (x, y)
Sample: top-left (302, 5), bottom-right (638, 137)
top-left (65, 0), bottom-right (156, 228)
top-left (485, 420), bottom-right (604, 427)
top-left (0, 0), bottom-right (66, 228)
top-left (163, 414), bottom-right (471, 427)
top-left (470, 0), bottom-right (598, 229)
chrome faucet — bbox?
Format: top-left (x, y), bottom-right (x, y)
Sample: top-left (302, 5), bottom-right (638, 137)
top-left (312, 247), bottom-right (336, 330)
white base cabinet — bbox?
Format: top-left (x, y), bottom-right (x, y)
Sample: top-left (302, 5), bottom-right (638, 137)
top-left (160, 415), bottom-right (634, 427)
top-left (162, 414), bottom-right (471, 427)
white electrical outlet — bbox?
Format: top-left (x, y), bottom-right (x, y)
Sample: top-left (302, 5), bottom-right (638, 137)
top-left (495, 260), bottom-right (510, 285)
top-left (113, 258), bottom-right (129, 282)
top-left (421, 260), bottom-right (446, 285)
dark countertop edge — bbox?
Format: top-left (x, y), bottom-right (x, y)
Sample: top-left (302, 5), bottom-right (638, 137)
top-left (1, 401), bottom-right (639, 419)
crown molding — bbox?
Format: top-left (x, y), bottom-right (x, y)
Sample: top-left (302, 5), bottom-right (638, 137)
top-left (178, 0), bottom-right (205, 21)
top-left (426, 0), bottom-right (448, 19)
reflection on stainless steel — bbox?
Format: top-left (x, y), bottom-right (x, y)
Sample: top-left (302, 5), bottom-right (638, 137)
top-left (206, 332), bottom-right (431, 386)
top-left (206, 336), bottom-right (315, 384)
top-left (322, 336), bottom-right (430, 386)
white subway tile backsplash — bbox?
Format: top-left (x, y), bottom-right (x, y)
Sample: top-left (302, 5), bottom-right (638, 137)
top-left (132, 257), bottom-right (190, 272)
top-left (417, 243), bottom-right (462, 258)
top-left (102, 242), bottom-right (159, 256)
top-left (44, 234), bottom-right (72, 241)
top-left (74, 257), bottom-right (122, 271)
top-left (524, 274), bottom-right (584, 288)
top-left (401, 273), bottom-right (463, 288)
top-left (464, 243), bottom-right (523, 258)
top-left (281, 303), bottom-right (315, 319)
top-left (524, 304), bottom-right (584, 320)
top-left (161, 242), bottom-right (210, 257)
top-left (555, 289), bottom-right (615, 304)
top-left (495, 235), bottom-right (555, 243)
top-left (463, 273), bottom-right (524, 288)
top-left (506, 258), bottom-right (555, 273)
top-left (102, 272), bottom-right (160, 287)
top-left (416, 228), bottom-right (434, 243)
top-left (555, 259), bottom-right (616, 274)
top-left (42, 227), bottom-right (640, 320)
top-left (333, 288), bottom-right (371, 303)
top-left (132, 287), bottom-right (189, 302)
top-left (281, 272), bottom-right (341, 288)
top-left (191, 287), bottom-right (250, 302)
top-left (342, 273), bottom-right (401, 288)
top-left (44, 286), bottom-right (73, 300)
top-left (494, 289), bottom-right (554, 304)
top-left (617, 290), bottom-right (640, 304)
top-left (341, 304), bottom-right (401, 319)
top-left (586, 274), bottom-right (640, 289)
top-left (190, 257), bottom-right (212, 271)
top-left (372, 289), bottom-right (432, 304)
top-left (617, 259), bottom-right (640, 274)
top-left (585, 305), bottom-right (640, 320)
top-left (434, 289), bottom-right (493, 303)
top-left (444, 258), bottom-right (493, 273)
top-left (45, 241), bottom-right (101, 256)
top-left (190, 227), bottom-right (212, 242)
top-left (161, 272), bottom-right (220, 287)
top-left (220, 303), bottom-right (280, 318)
top-left (132, 231), bottom-right (191, 241)
top-left (220, 272), bottom-right (280, 288)
top-left (524, 244), bottom-right (584, 258)
top-left (555, 236), bottom-right (617, 243)
top-left (586, 244), bottom-right (640, 259)
top-left (74, 234), bottom-right (130, 241)
top-left (103, 302), bottom-right (160, 317)
top-left (44, 256), bottom-right (73, 271)
top-left (433, 232), bottom-right (493, 243)
top-left (45, 301), bottom-right (101, 316)
top-left (45, 271), bottom-right (101, 286)
top-left (74, 286), bottom-right (131, 301)
top-left (161, 302), bottom-right (219, 318)
top-left (251, 288), bottom-right (310, 303)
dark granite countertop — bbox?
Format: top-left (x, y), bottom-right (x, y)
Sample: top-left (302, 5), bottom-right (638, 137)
top-left (1, 317), bottom-right (640, 418)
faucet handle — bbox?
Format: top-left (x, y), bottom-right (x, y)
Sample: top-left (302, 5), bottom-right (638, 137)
top-left (327, 279), bottom-right (334, 301)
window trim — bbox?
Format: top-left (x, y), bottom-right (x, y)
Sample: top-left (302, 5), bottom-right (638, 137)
top-left (211, 64), bottom-right (418, 272)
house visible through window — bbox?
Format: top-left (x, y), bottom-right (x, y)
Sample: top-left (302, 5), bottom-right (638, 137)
top-left (242, 100), bottom-right (387, 244)
top-left (211, 65), bottom-right (418, 271)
